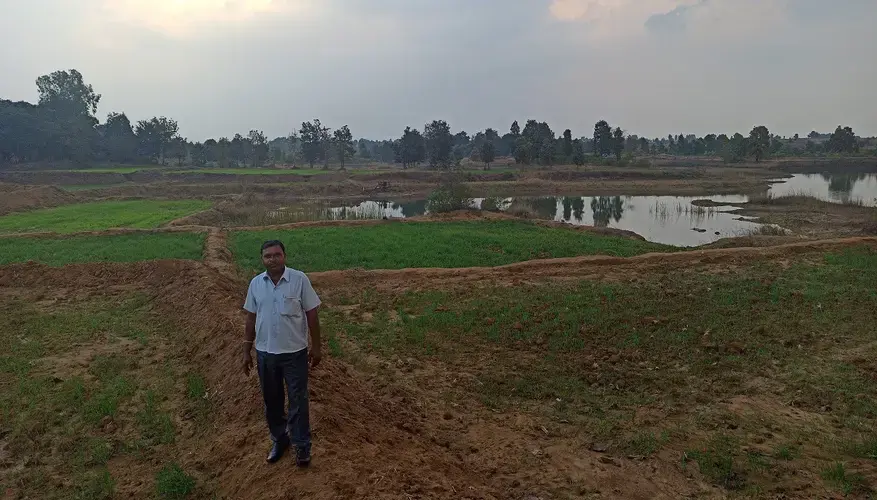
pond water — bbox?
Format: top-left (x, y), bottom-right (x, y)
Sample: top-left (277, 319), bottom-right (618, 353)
top-left (321, 195), bottom-right (760, 246)
top-left (767, 173), bottom-right (877, 206)
top-left (269, 173), bottom-right (876, 247)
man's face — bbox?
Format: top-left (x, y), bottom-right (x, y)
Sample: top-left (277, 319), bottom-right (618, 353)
top-left (261, 245), bottom-right (286, 273)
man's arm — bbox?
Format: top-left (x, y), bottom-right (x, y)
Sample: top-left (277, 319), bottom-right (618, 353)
top-left (300, 273), bottom-right (323, 369)
top-left (242, 312), bottom-right (256, 374)
top-left (242, 282), bottom-right (257, 375)
top-left (306, 307), bottom-right (322, 368)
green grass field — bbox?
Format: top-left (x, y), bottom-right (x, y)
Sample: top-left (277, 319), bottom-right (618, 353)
top-left (325, 246), bottom-right (877, 494)
top-left (231, 220), bottom-right (672, 273)
top-left (0, 233), bottom-right (205, 266)
top-left (166, 168), bottom-right (327, 176)
top-left (0, 200), bottom-right (211, 234)
top-left (0, 295), bottom-right (206, 499)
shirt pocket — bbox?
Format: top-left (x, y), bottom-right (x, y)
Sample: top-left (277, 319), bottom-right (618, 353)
top-left (280, 296), bottom-right (303, 318)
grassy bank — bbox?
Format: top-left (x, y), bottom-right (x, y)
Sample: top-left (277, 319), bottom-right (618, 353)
top-left (0, 200), bottom-right (211, 234)
top-left (0, 233), bottom-right (205, 266)
top-left (0, 295), bottom-right (208, 499)
top-left (324, 246), bottom-right (877, 495)
top-left (231, 220), bottom-right (672, 273)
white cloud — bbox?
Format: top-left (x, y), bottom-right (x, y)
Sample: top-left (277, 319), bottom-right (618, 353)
top-left (549, 0), bottom-right (791, 40)
top-left (96, 0), bottom-right (318, 37)
top-left (549, 0), bottom-right (699, 35)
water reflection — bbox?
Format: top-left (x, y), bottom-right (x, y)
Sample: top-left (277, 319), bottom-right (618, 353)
top-left (311, 194), bottom-right (762, 246)
top-left (768, 173), bottom-right (877, 206)
top-left (591, 196), bottom-right (624, 227)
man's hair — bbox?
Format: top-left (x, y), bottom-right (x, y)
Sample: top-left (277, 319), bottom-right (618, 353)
top-left (260, 240), bottom-right (286, 255)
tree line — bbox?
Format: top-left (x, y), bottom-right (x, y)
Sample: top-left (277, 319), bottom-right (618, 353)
top-left (0, 69), bottom-right (870, 169)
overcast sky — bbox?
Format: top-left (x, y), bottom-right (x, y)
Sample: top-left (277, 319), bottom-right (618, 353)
top-left (2, 0), bottom-right (875, 141)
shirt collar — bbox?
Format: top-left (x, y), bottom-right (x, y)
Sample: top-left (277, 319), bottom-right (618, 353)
top-left (262, 267), bottom-right (290, 283)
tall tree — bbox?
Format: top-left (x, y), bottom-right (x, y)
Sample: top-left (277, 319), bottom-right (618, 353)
top-left (190, 142), bottom-right (207, 167)
top-left (826, 126), bottom-right (858, 154)
top-left (723, 133), bottom-right (748, 163)
top-left (749, 125), bottom-right (771, 162)
top-left (36, 69), bottom-right (101, 124)
top-left (358, 139), bottom-right (372, 160)
top-left (509, 120), bottom-right (521, 159)
top-left (396, 126), bottom-right (425, 169)
top-left (248, 130), bottom-right (269, 167)
top-left (612, 127), bottom-right (625, 161)
top-left (676, 134), bottom-right (688, 155)
top-left (169, 137), bottom-right (188, 166)
top-left (424, 120), bottom-right (453, 169)
top-left (571, 139), bottom-right (585, 166)
top-left (230, 133), bottom-right (251, 166)
top-left (299, 119), bottom-right (328, 168)
top-left (480, 134), bottom-right (496, 170)
top-left (638, 137), bottom-right (650, 153)
top-left (514, 137), bottom-right (532, 165)
top-left (593, 120), bottom-right (613, 157)
top-left (135, 117), bottom-right (179, 164)
top-left (332, 125), bottom-right (355, 169)
top-left (703, 134), bottom-right (718, 154)
top-left (217, 137), bottom-right (231, 167)
top-left (539, 139), bottom-right (554, 166)
top-left (562, 129), bottom-right (573, 159)
top-left (510, 120), bottom-right (521, 137)
top-left (101, 112), bottom-right (138, 162)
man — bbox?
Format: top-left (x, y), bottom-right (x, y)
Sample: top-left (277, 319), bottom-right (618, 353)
top-left (242, 240), bottom-right (322, 466)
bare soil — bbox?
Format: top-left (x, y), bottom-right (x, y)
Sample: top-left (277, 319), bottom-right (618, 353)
top-left (0, 183), bottom-right (77, 215)
top-left (732, 197), bottom-right (877, 239)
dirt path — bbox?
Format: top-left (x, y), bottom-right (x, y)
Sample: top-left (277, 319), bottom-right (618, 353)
top-left (203, 227), bottom-right (238, 279)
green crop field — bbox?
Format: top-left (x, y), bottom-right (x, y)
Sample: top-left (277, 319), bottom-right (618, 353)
top-left (325, 246), bottom-right (877, 494)
top-left (0, 233), bottom-right (206, 266)
top-left (0, 200), bottom-right (211, 234)
top-left (0, 294), bottom-right (208, 499)
top-left (231, 220), bottom-right (672, 273)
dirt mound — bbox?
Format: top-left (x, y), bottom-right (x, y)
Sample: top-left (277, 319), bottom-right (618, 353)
top-left (0, 183), bottom-right (77, 215)
top-left (701, 235), bottom-right (804, 249)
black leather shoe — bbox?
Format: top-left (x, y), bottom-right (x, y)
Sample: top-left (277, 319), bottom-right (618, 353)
top-left (266, 440), bottom-right (289, 463)
top-left (295, 446), bottom-right (311, 467)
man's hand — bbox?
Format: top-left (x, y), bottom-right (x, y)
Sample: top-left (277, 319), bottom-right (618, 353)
top-left (242, 348), bottom-right (253, 375)
top-left (309, 347), bottom-right (322, 369)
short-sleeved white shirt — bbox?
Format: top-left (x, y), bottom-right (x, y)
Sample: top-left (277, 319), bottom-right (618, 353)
top-left (243, 267), bottom-right (321, 354)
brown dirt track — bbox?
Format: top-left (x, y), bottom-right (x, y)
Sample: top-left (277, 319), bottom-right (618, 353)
top-left (4, 234), bottom-right (877, 499)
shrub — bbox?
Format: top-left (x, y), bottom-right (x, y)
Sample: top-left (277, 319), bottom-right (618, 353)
top-left (427, 177), bottom-right (472, 213)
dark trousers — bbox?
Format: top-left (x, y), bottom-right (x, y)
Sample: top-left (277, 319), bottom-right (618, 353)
top-left (256, 349), bottom-right (311, 449)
